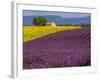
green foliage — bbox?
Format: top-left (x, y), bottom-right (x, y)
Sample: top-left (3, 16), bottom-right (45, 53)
top-left (33, 16), bottom-right (47, 26)
top-left (80, 24), bottom-right (90, 27)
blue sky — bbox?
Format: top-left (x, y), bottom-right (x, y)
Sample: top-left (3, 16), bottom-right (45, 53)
top-left (23, 10), bottom-right (90, 18)
top-left (23, 10), bottom-right (91, 25)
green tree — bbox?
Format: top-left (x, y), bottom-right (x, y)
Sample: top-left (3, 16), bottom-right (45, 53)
top-left (33, 16), bottom-right (47, 26)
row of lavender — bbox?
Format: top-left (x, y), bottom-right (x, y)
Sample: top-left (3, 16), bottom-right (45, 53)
top-left (23, 27), bottom-right (91, 69)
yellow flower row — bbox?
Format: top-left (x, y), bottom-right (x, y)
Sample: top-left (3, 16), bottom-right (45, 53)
top-left (23, 26), bottom-right (81, 42)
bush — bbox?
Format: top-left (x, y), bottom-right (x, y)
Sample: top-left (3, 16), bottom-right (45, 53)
top-left (80, 24), bottom-right (90, 27)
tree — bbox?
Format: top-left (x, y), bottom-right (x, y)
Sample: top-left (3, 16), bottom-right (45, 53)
top-left (33, 16), bottom-right (47, 26)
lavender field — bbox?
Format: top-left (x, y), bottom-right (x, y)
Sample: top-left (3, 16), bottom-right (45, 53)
top-left (23, 27), bottom-right (91, 69)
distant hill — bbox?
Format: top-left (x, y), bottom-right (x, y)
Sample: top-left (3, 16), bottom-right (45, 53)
top-left (23, 15), bottom-right (91, 26)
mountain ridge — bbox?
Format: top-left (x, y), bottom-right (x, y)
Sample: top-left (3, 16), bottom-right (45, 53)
top-left (23, 15), bottom-right (91, 26)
